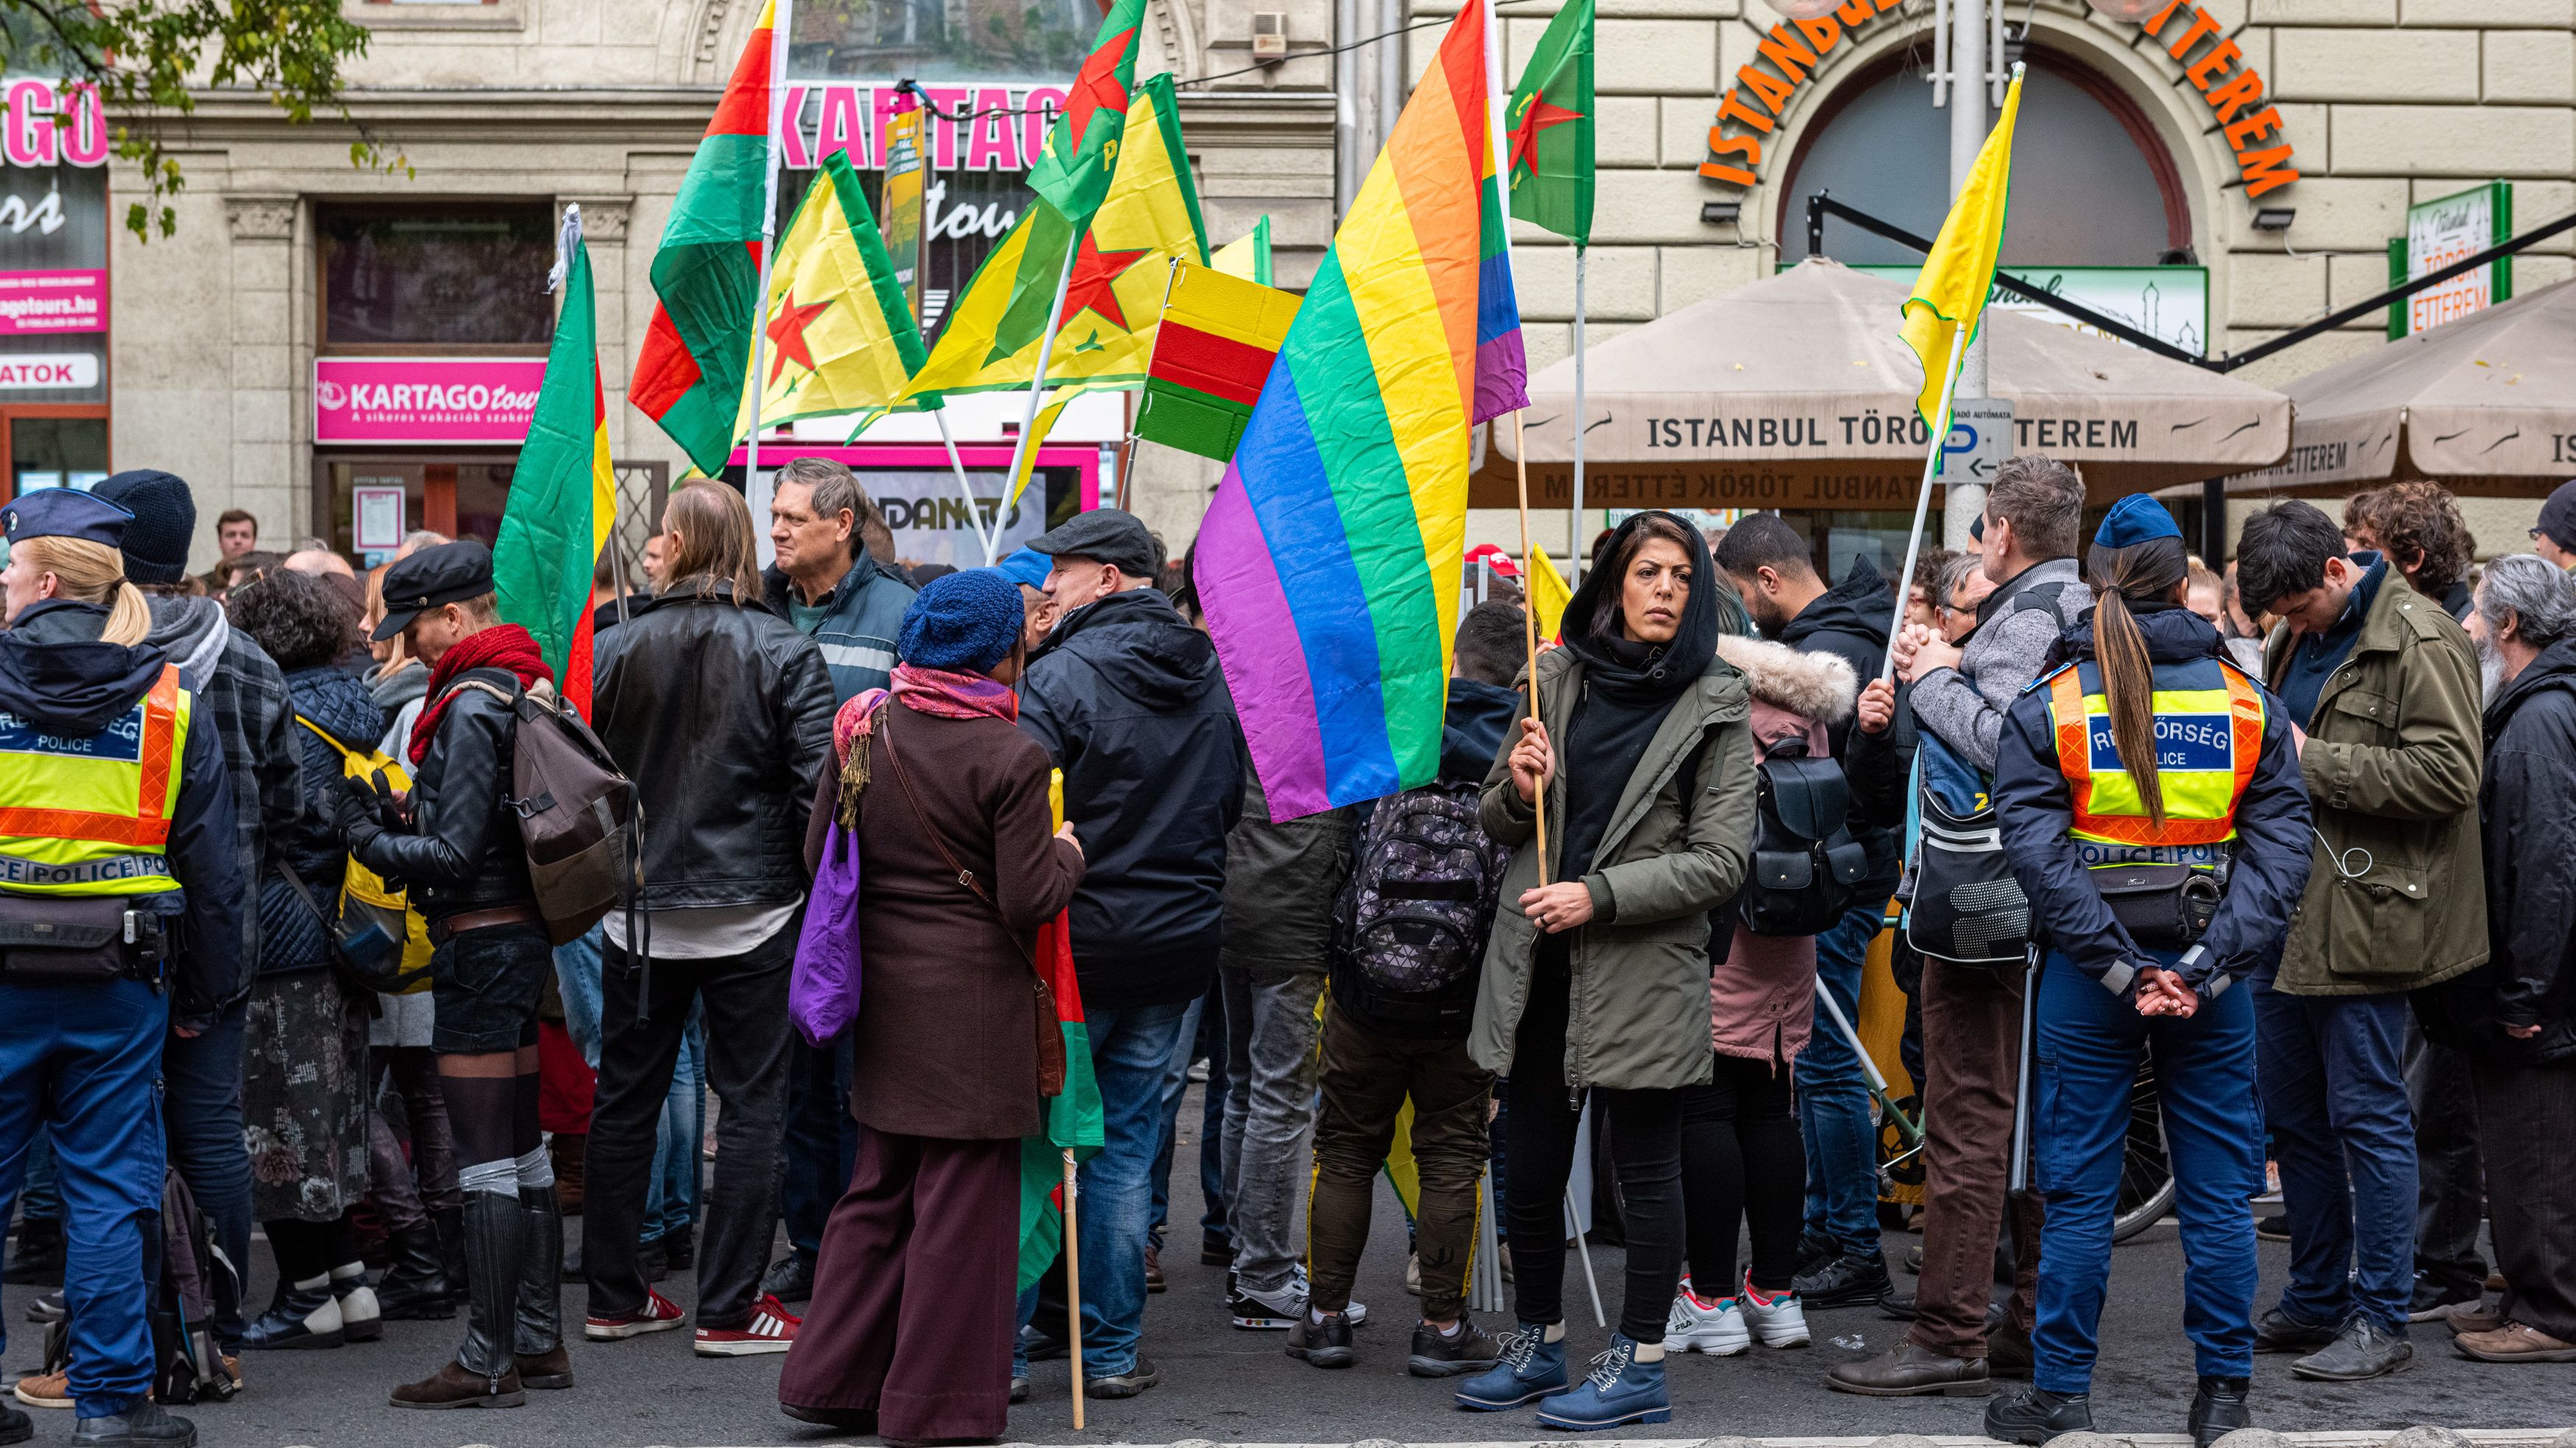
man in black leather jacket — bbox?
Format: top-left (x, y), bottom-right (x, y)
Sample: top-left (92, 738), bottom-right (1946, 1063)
top-left (339, 542), bottom-right (570, 1411)
top-left (585, 481), bottom-right (834, 1360)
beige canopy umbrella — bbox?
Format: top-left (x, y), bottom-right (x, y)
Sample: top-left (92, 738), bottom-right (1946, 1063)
top-left (2218, 275), bottom-right (2576, 500)
top-left (1479, 257), bottom-right (2288, 510)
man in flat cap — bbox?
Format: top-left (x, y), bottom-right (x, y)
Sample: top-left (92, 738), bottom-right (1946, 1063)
top-left (1013, 508), bottom-right (1242, 1399)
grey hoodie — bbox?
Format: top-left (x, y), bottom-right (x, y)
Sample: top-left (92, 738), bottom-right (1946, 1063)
top-left (1907, 556), bottom-right (2092, 775)
top-left (144, 593), bottom-right (302, 988)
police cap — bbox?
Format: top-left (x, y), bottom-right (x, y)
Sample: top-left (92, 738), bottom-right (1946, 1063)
top-left (372, 540), bottom-right (496, 642)
top-left (3, 489), bottom-right (133, 550)
top-left (2095, 494), bottom-right (2182, 550)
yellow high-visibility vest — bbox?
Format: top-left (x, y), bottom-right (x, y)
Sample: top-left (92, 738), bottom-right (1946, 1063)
top-left (0, 664), bottom-right (191, 895)
top-left (2045, 660), bottom-right (2262, 850)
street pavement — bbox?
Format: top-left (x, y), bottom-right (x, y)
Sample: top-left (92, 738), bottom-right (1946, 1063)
top-left (8, 1086), bottom-right (2573, 1447)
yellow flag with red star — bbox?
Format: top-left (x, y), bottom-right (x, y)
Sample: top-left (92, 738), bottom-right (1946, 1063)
top-left (737, 149), bottom-right (935, 437)
top-left (897, 74), bottom-right (1206, 405)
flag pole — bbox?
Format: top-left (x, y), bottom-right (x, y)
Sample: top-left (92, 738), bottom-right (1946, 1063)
top-left (1512, 412), bottom-right (1551, 887)
top-left (932, 408), bottom-right (997, 564)
top-left (1880, 324), bottom-right (1970, 681)
top-left (1063, 1147), bottom-right (1086, 1429)
top-left (1002, 243), bottom-right (1079, 537)
top-left (743, 0), bottom-right (796, 567)
top-left (1570, 244), bottom-right (1585, 580)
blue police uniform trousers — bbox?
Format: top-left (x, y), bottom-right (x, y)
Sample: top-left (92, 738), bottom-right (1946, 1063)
top-left (0, 975), bottom-right (169, 1418)
top-left (2031, 951), bottom-right (2263, 1394)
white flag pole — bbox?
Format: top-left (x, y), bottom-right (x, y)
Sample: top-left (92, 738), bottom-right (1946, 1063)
top-left (1571, 244), bottom-right (1586, 578)
top-left (743, 0), bottom-right (796, 568)
top-left (1880, 323), bottom-right (1970, 681)
top-left (932, 408), bottom-right (997, 564)
top-left (999, 246), bottom-right (1078, 547)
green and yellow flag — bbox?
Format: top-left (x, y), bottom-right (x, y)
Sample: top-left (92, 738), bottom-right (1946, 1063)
top-left (1900, 66), bottom-right (2024, 435)
top-left (900, 74), bottom-right (1208, 405)
top-left (1210, 216), bottom-right (1273, 283)
top-left (1027, 0), bottom-right (1148, 231)
top-left (737, 151), bottom-right (935, 438)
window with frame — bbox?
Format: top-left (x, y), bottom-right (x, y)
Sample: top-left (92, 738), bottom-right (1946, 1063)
top-left (318, 203), bottom-right (556, 352)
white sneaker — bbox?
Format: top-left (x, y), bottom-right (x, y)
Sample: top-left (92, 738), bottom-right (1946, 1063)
top-left (1232, 1268), bottom-right (1367, 1330)
top-left (1663, 1288), bottom-right (1749, 1355)
top-left (1740, 1279), bottom-right (1811, 1349)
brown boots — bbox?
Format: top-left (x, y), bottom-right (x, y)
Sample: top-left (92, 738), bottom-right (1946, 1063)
top-left (549, 1133), bottom-right (586, 1215)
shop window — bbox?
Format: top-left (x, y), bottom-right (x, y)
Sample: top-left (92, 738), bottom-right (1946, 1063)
top-left (318, 204), bottom-right (555, 352)
top-left (790, 0), bottom-right (1094, 81)
top-left (11, 416), bottom-right (105, 493)
top-left (1781, 52), bottom-right (2188, 266)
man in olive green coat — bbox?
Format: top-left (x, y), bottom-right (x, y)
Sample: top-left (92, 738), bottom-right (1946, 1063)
top-left (2237, 500), bottom-right (2485, 1385)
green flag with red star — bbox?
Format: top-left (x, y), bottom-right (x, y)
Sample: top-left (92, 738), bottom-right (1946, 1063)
top-left (1507, 0), bottom-right (1594, 246)
top-left (1027, 0), bottom-right (1148, 233)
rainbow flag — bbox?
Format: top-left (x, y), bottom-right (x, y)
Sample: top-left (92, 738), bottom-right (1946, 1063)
top-left (496, 209), bottom-right (615, 718)
top-left (1195, 0), bottom-right (1525, 820)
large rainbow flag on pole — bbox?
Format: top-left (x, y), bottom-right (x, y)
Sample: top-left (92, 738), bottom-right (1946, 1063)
top-left (1194, 0), bottom-right (1526, 820)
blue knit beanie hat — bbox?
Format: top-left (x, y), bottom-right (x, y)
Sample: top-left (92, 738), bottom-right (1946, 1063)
top-left (898, 568), bottom-right (1025, 673)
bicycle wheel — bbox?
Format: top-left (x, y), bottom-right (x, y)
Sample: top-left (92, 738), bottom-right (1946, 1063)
top-left (2112, 1052), bottom-right (2176, 1243)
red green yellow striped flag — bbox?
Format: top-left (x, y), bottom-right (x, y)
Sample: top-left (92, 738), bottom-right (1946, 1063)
top-left (1133, 257), bottom-right (1299, 463)
top-left (496, 211), bottom-right (616, 718)
top-left (629, 0), bottom-right (779, 474)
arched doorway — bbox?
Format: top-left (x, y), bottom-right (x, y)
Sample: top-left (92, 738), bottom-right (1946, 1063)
top-left (1779, 46), bottom-right (2193, 266)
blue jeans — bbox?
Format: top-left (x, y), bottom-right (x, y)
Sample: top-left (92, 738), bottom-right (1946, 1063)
top-left (0, 979), bottom-right (170, 1417)
top-left (1147, 993), bottom-right (1217, 1247)
top-left (1798, 903), bottom-right (1883, 1254)
top-left (162, 995), bottom-right (252, 1353)
top-left (782, 1036), bottom-right (857, 1260)
top-left (556, 930), bottom-right (705, 1244)
top-left (1078, 1000), bottom-right (1195, 1378)
top-left (16, 1130), bottom-right (58, 1221)
top-left (2032, 957), bottom-right (2262, 1393)
top-left (2251, 973), bottom-right (2416, 1334)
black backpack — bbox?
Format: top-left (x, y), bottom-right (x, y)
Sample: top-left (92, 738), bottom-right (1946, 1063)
top-left (1738, 739), bottom-right (1869, 937)
top-left (1328, 779), bottom-right (1510, 1037)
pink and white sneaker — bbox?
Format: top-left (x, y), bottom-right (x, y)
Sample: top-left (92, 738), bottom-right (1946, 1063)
top-left (695, 1293), bottom-right (801, 1357)
top-left (586, 1288), bottom-right (687, 1341)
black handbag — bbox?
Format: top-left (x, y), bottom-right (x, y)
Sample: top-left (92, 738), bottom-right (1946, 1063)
top-left (2090, 862), bottom-right (2221, 951)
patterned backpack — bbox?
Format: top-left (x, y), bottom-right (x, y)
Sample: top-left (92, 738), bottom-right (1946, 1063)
top-left (1333, 779), bottom-right (1511, 1034)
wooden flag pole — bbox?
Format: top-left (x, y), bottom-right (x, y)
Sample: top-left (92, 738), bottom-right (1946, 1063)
top-left (1063, 1148), bottom-right (1086, 1428)
top-left (1512, 411), bottom-right (1551, 887)
top-left (1880, 323), bottom-right (1970, 682)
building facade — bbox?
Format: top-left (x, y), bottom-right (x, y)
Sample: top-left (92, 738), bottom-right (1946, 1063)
top-left (71, 0), bottom-right (2576, 566)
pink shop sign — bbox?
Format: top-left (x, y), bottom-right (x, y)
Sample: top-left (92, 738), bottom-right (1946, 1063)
top-left (0, 272), bottom-right (105, 335)
top-left (314, 357), bottom-right (545, 446)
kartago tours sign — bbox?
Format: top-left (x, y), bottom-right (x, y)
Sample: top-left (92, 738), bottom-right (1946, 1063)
top-left (2390, 182), bottom-right (2510, 338)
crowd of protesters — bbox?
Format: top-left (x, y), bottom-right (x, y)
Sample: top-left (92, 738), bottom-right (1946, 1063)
top-left (4, 459), bottom-right (2576, 1447)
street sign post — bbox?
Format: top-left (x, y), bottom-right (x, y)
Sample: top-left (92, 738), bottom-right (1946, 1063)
top-left (1945, 397), bottom-right (2014, 484)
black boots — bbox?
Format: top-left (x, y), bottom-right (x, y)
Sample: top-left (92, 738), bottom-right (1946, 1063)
top-left (432, 1204), bottom-right (469, 1296)
top-left (1984, 1385), bottom-right (2095, 1445)
top-left (375, 1224), bottom-right (455, 1320)
top-left (241, 1275), bottom-right (346, 1351)
top-left (514, 1187), bottom-right (572, 1390)
top-left (4, 1218), bottom-right (63, 1285)
top-left (2190, 1375), bottom-right (2251, 1448)
top-left (390, 1190), bottom-right (526, 1409)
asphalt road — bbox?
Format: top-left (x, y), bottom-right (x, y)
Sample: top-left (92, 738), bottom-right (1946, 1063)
top-left (10, 1085), bottom-right (2572, 1448)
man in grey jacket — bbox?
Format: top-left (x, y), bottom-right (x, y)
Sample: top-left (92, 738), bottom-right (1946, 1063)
top-left (1830, 455), bottom-right (2090, 1396)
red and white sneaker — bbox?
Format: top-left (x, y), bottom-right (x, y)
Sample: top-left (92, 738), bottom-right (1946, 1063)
top-left (585, 1288), bottom-right (687, 1341)
top-left (696, 1294), bottom-right (801, 1357)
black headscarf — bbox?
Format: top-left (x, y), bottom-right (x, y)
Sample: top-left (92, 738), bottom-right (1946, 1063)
top-left (1550, 511), bottom-right (1723, 883)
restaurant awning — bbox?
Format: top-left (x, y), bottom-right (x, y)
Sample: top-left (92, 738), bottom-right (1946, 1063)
top-left (1479, 258), bottom-right (2289, 511)
top-left (2211, 275), bottom-right (2576, 500)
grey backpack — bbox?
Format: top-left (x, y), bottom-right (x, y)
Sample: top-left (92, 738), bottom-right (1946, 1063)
top-left (448, 673), bottom-right (640, 947)
top-left (1342, 780), bottom-right (1509, 999)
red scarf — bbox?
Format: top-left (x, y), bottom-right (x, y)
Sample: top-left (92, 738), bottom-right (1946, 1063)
top-left (409, 624), bottom-right (553, 766)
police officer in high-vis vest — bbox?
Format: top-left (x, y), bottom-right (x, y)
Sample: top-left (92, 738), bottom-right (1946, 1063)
top-left (0, 489), bottom-right (242, 1448)
top-left (1980, 497), bottom-right (2313, 1448)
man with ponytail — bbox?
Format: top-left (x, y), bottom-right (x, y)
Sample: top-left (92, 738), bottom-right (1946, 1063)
top-left (1981, 496), bottom-right (2313, 1448)
top-left (0, 489), bottom-right (244, 1448)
